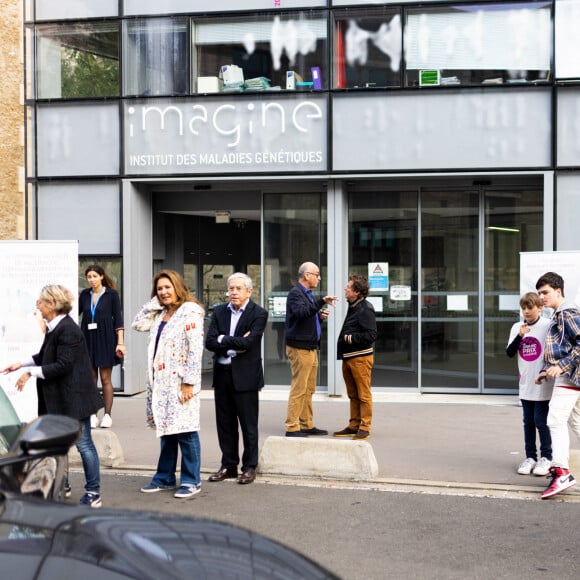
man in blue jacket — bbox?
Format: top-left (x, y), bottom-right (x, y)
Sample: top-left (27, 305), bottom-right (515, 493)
top-left (284, 262), bottom-right (337, 437)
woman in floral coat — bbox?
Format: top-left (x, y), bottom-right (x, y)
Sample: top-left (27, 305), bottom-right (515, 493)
top-left (132, 269), bottom-right (205, 499)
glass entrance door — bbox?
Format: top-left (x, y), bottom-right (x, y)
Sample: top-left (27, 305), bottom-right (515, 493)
top-left (346, 178), bottom-right (544, 392)
top-left (483, 186), bottom-right (544, 391)
top-left (348, 187), bottom-right (418, 387)
top-left (420, 188), bottom-right (479, 390)
top-left (263, 188), bottom-right (327, 387)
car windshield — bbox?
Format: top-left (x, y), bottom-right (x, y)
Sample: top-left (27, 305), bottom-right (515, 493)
top-left (0, 389), bottom-right (22, 454)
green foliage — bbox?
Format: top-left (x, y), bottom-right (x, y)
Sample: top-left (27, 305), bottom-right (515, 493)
top-left (61, 48), bottom-right (119, 98)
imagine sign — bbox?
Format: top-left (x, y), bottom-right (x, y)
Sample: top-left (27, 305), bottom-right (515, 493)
top-left (124, 95), bottom-right (327, 175)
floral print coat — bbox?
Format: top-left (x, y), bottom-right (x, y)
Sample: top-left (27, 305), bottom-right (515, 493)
top-left (132, 296), bottom-right (205, 437)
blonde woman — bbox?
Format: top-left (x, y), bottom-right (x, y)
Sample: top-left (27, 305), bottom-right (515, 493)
top-left (1, 285), bottom-right (103, 507)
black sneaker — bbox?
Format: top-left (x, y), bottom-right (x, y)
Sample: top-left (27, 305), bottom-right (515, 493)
top-left (285, 431), bottom-right (308, 437)
top-left (64, 483), bottom-right (72, 498)
top-left (300, 427), bottom-right (328, 436)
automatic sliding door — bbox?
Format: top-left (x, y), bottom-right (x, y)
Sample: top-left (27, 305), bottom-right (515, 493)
top-left (483, 186), bottom-right (543, 391)
top-left (263, 191), bottom-right (327, 387)
top-left (421, 189), bottom-right (479, 390)
top-left (348, 188), bottom-right (418, 388)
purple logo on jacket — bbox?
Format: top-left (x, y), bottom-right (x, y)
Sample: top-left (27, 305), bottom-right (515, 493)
top-left (519, 336), bottom-right (542, 362)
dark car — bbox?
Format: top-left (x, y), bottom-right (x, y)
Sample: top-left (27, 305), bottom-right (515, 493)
top-left (0, 390), bottom-right (339, 579)
top-left (0, 387), bottom-right (76, 501)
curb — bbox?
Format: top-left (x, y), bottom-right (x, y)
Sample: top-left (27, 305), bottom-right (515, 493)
top-left (92, 464), bottom-right (580, 503)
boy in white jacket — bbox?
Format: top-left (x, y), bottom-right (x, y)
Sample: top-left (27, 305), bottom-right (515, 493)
top-left (506, 292), bottom-right (553, 476)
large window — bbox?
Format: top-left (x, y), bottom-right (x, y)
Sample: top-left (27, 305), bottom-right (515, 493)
top-left (420, 188), bottom-right (480, 389)
top-left (193, 12), bottom-right (327, 93)
top-left (484, 185), bottom-right (543, 390)
top-left (124, 18), bottom-right (189, 96)
top-left (36, 22), bottom-right (119, 99)
top-left (405, 2), bottom-right (551, 87)
top-left (555, 0), bottom-right (580, 79)
top-left (333, 7), bottom-right (402, 89)
top-left (348, 186), bottom-right (418, 388)
top-left (263, 189), bottom-right (327, 387)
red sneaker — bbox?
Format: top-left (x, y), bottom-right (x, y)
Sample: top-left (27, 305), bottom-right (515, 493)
top-left (541, 467), bottom-right (576, 499)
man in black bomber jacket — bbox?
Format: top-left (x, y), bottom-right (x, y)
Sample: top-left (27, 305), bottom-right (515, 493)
top-left (334, 274), bottom-right (377, 440)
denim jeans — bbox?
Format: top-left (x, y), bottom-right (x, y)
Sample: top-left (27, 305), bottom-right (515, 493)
top-left (76, 416), bottom-right (101, 493)
top-left (521, 399), bottom-right (551, 461)
top-left (152, 431), bottom-right (201, 487)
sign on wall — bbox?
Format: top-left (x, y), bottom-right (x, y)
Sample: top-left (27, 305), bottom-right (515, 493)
top-left (368, 262), bottom-right (389, 291)
top-left (124, 94), bottom-right (327, 175)
top-left (0, 240), bottom-right (78, 421)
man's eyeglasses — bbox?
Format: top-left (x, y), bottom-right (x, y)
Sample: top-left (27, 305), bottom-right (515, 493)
top-left (305, 272), bottom-right (321, 279)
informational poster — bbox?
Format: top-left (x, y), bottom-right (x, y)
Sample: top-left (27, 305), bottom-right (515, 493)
top-left (368, 262), bottom-right (389, 291)
top-left (390, 285), bottom-right (411, 301)
top-left (520, 251), bottom-right (580, 313)
top-left (0, 240), bottom-right (78, 421)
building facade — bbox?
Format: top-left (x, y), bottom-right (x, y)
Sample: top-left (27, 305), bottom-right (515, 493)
top-left (23, 0), bottom-right (580, 396)
top-left (1, 0), bottom-right (25, 240)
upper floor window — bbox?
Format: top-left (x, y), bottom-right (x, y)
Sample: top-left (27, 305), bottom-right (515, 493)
top-left (555, 0), bottom-right (580, 79)
top-left (333, 7), bottom-right (402, 89)
top-left (36, 22), bottom-right (119, 99)
top-left (193, 11), bottom-right (327, 93)
top-left (124, 18), bottom-right (189, 96)
top-left (405, 2), bottom-right (551, 87)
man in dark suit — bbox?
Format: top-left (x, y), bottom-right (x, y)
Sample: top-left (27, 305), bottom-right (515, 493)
top-left (205, 272), bottom-right (268, 485)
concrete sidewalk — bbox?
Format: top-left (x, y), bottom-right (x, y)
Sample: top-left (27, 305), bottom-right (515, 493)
top-left (89, 390), bottom-right (580, 498)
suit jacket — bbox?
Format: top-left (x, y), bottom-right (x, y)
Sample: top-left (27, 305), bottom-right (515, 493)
top-left (205, 300), bottom-right (268, 392)
top-left (32, 315), bottom-right (103, 420)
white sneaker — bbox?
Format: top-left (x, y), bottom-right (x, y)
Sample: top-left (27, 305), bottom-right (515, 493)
top-left (517, 457), bottom-right (536, 475)
top-left (100, 413), bottom-right (112, 428)
top-left (533, 457), bottom-right (552, 476)
top-left (90, 414), bottom-right (99, 429)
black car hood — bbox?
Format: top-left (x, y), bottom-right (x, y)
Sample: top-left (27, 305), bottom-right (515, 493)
top-left (0, 493), bottom-right (338, 580)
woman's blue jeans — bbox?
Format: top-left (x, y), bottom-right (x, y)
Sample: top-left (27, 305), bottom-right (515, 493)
top-left (521, 399), bottom-right (552, 461)
top-left (76, 416), bottom-right (101, 493)
top-left (152, 431), bottom-right (201, 487)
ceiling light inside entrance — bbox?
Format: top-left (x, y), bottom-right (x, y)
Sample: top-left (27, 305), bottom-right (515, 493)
top-left (215, 211), bottom-right (230, 224)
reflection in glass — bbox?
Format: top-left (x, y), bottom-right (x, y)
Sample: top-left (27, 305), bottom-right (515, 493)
top-left (194, 12), bottom-right (327, 93)
top-left (124, 18), bottom-right (188, 96)
top-left (555, 0), bottom-right (580, 79)
top-left (263, 191), bottom-right (327, 387)
top-left (348, 187), bottom-right (417, 387)
top-left (405, 2), bottom-right (551, 87)
top-left (421, 189), bottom-right (479, 389)
top-left (36, 22), bottom-right (119, 99)
top-left (333, 7), bottom-right (402, 89)
top-left (483, 186), bottom-right (543, 390)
